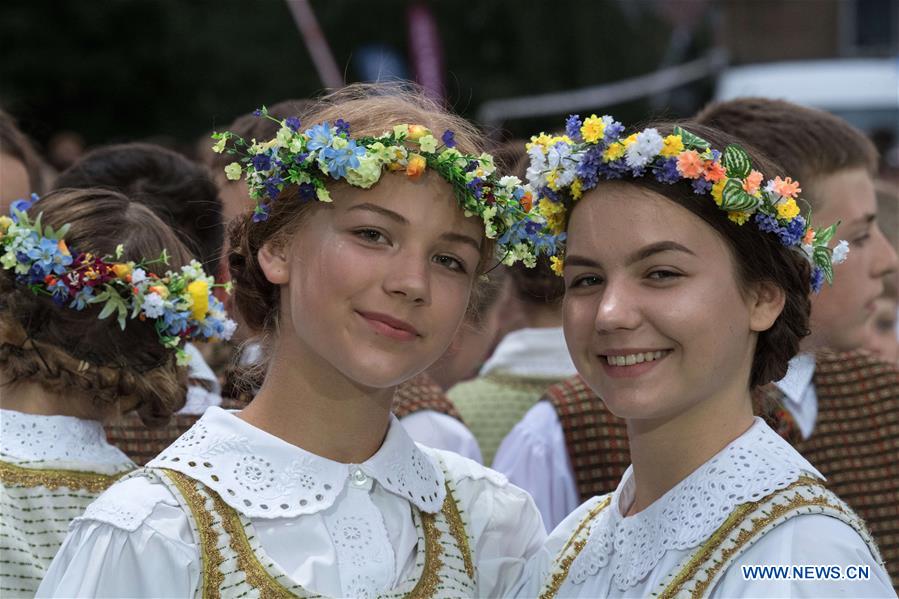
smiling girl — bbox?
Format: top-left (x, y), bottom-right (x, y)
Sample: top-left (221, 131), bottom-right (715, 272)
top-left (518, 119), bottom-right (893, 597)
top-left (39, 84), bottom-right (555, 598)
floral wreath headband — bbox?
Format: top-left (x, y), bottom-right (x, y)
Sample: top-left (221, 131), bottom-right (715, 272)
top-left (0, 195), bottom-right (237, 366)
top-left (212, 108), bottom-right (562, 267)
top-left (527, 115), bottom-right (848, 292)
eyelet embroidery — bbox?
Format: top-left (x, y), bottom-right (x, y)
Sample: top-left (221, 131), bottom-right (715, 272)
top-left (567, 420), bottom-right (821, 591)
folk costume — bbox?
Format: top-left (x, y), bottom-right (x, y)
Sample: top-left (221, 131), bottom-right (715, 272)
top-left (0, 410), bottom-right (134, 597)
top-left (38, 407), bottom-right (544, 598)
top-left (519, 418), bottom-right (893, 598)
top-left (450, 327), bottom-right (576, 465)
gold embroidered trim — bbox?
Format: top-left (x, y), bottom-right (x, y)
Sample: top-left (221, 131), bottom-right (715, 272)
top-left (407, 510), bottom-right (443, 599)
top-left (539, 495), bottom-right (612, 599)
top-left (0, 459), bottom-right (127, 493)
top-left (209, 491), bottom-right (300, 599)
top-left (658, 476), bottom-right (845, 599)
top-left (163, 470), bottom-right (225, 599)
top-left (441, 481), bottom-right (475, 579)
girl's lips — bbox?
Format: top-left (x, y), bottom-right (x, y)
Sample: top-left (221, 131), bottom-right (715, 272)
top-left (356, 311), bottom-right (419, 341)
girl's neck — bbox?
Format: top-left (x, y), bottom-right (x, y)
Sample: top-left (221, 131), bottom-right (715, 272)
top-left (239, 340), bottom-right (395, 464)
top-left (625, 389), bottom-right (755, 516)
top-left (0, 376), bottom-right (102, 421)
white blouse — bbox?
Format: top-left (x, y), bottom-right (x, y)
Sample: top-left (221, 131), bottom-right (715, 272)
top-left (400, 410), bottom-right (483, 463)
top-left (517, 418), bottom-right (894, 598)
top-left (1, 410), bottom-right (135, 597)
top-left (495, 354), bottom-right (820, 532)
top-left (38, 407), bottom-right (544, 598)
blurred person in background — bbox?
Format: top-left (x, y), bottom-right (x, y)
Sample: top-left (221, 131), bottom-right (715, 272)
top-left (54, 143), bottom-right (227, 465)
top-left (695, 98), bottom-right (899, 587)
top-left (458, 256), bottom-right (575, 466)
top-left (865, 181), bottom-right (899, 364)
top-left (0, 189), bottom-right (230, 595)
top-left (0, 110), bottom-right (45, 215)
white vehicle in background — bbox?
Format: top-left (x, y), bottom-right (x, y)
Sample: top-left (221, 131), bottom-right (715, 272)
top-left (714, 57), bottom-right (899, 138)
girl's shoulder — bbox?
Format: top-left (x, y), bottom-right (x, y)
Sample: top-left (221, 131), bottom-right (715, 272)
top-left (420, 444), bottom-right (508, 488)
top-left (72, 468), bottom-right (182, 533)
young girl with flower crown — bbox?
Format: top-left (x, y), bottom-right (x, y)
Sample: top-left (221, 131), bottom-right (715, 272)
top-left (515, 118), bottom-right (894, 598)
top-left (39, 84), bottom-right (555, 598)
top-left (0, 188), bottom-right (233, 597)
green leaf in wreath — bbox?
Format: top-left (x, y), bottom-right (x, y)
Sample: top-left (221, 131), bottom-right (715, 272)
top-left (722, 145), bottom-right (752, 179)
top-left (673, 126), bottom-right (710, 151)
top-left (721, 179), bottom-right (760, 212)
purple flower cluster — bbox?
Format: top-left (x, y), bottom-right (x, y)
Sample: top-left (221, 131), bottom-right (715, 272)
top-left (576, 147), bottom-right (603, 190)
top-left (754, 213), bottom-right (806, 247)
top-left (441, 129), bottom-right (456, 148)
top-left (810, 266), bottom-right (825, 293)
top-left (691, 178), bottom-right (713, 195)
top-left (654, 158), bottom-right (681, 184)
top-left (285, 116), bottom-right (302, 132)
top-left (565, 115), bottom-right (583, 142)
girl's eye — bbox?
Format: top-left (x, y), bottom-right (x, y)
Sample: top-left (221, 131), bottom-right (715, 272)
top-left (433, 254), bottom-right (466, 273)
top-left (354, 228), bottom-right (388, 244)
top-left (648, 270), bottom-right (681, 281)
top-left (852, 234), bottom-right (870, 248)
top-left (570, 275), bottom-right (603, 289)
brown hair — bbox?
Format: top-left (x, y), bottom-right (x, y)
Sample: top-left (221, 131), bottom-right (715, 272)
top-left (228, 82), bottom-right (493, 335)
top-left (56, 142), bottom-right (224, 273)
top-left (0, 109), bottom-right (46, 195)
top-left (0, 188), bottom-right (193, 425)
top-left (567, 122), bottom-right (812, 388)
top-left (695, 98), bottom-right (878, 211)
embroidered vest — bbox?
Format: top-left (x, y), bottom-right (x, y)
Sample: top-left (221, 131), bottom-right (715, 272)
top-left (104, 398), bottom-right (249, 466)
top-left (451, 374), bottom-right (564, 465)
top-left (145, 460), bottom-right (478, 599)
top-left (392, 374), bottom-right (465, 424)
top-left (544, 376), bottom-right (631, 501)
top-left (752, 349), bottom-right (899, 588)
top-left (539, 477), bottom-right (883, 599)
top-left (0, 461), bottom-right (129, 597)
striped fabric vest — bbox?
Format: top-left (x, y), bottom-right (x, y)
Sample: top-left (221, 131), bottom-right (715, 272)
top-left (0, 461), bottom-right (130, 597)
top-left (544, 376), bottom-right (631, 502)
top-left (392, 374), bottom-right (465, 424)
top-left (538, 476), bottom-right (882, 599)
top-left (752, 349), bottom-right (899, 588)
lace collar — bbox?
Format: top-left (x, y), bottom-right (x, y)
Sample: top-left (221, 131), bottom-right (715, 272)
top-left (479, 327), bottom-right (577, 378)
top-left (147, 407), bottom-right (446, 519)
top-left (0, 409), bottom-right (132, 471)
top-left (568, 418), bottom-right (822, 591)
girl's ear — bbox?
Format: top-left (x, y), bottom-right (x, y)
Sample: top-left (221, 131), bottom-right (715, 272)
top-left (258, 241), bottom-right (290, 285)
top-left (748, 280), bottom-right (786, 333)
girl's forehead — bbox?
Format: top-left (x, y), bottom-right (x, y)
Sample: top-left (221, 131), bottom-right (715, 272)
top-left (568, 186), bottom-right (713, 252)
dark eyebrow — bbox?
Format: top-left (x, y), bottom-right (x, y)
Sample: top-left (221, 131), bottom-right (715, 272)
top-left (565, 241), bottom-right (695, 270)
top-left (440, 232), bottom-right (482, 253)
top-left (348, 202), bottom-right (481, 252)
top-left (347, 203), bottom-right (408, 224)
top-left (627, 241), bottom-right (695, 264)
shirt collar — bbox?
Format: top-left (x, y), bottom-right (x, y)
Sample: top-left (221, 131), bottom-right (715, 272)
top-left (0, 409), bottom-right (133, 472)
top-left (773, 352), bottom-right (816, 407)
top-left (479, 327), bottom-right (577, 378)
top-left (571, 418), bottom-right (822, 591)
top-left (148, 407), bottom-right (445, 519)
